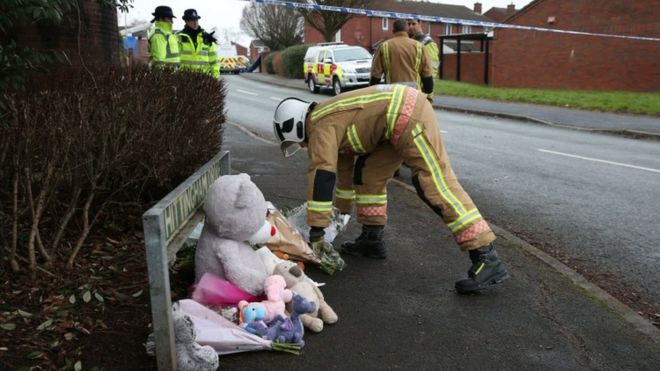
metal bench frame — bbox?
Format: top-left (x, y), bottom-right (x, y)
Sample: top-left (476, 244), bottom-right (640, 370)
top-left (142, 151), bottom-right (230, 370)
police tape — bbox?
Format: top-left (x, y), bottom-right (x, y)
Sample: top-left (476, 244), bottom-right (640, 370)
top-left (247, 0), bottom-right (660, 42)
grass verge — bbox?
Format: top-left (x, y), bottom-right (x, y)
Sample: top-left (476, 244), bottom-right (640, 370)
top-left (435, 80), bottom-right (660, 116)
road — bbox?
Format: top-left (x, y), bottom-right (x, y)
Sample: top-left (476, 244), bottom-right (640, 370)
top-left (222, 74), bottom-right (660, 308)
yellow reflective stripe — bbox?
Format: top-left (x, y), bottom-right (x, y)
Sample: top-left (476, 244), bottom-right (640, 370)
top-left (180, 50), bottom-right (193, 55)
top-left (335, 188), bottom-right (355, 200)
top-left (310, 92), bottom-right (392, 122)
top-left (474, 262), bottom-right (486, 275)
top-left (355, 194), bottom-right (387, 204)
top-left (415, 42), bottom-right (422, 90)
top-left (385, 85), bottom-right (406, 139)
top-left (382, 42), bottom-right (390, 84)
top-left (411, 123), bottom-right (467, 217)
top-left (448, 208), bottom-right (482, 233)
top-left (347, 124), bottom-right (366, 154)
top-left (307, 201), bottom-right (333, 212)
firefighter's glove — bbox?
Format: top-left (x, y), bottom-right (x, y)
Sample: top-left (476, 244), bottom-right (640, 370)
top-left (309, 227), bottom-right (346, 275)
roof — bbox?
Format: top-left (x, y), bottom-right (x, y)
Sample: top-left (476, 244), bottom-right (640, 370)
top-left (119, 22), bottom-right (151, 37)
top-left (503, 0), bottom-right (543, 23)
top-left (483, 7), bottom-right (510, 23)
top-left (231, 41), bottom-right (248, 49)
top-left (370, 0), bottom-right (492, 23)
top-left (250, 39), bottom-right (267, 47)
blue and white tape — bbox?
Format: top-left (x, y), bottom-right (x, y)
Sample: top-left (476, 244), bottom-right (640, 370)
top-left (247, 0), bottom-right (660, 42)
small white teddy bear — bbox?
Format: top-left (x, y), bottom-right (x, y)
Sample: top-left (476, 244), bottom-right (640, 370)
top-left (173, 310), bottom-right (219, 371)
top-left (195, 173), bottom-right (272, 296)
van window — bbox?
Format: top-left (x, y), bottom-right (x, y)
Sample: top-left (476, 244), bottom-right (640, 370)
top-left (305, 47), bottom-right (319, 62)
top-left (333, 47), bottom-right (371, 62)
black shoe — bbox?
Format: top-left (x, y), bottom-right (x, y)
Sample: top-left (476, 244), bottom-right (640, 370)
top-left (340, 225), bottom-right (387, 259)
top-left (455, 245), bottom-right (508, 294)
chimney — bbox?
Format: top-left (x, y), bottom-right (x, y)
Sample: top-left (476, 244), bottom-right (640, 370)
top-left (507, 4), bottom-right (516, 15)
top-left (474, 2), bottom-right (482, 14)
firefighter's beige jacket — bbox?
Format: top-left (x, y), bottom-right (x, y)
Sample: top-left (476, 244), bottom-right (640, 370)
top-left (371, 31), bottom-right (433, 88)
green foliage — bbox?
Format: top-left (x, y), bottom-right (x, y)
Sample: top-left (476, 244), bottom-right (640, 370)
top-left (281, 44), bottom-right (309, 79)
top-left (436, 80), bottom-right (660, 116)
top-left (264, 52), bottom-right (276, 74)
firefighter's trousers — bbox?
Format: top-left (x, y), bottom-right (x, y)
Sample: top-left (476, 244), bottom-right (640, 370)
top-left (335, 104), bottom-right (495, 250)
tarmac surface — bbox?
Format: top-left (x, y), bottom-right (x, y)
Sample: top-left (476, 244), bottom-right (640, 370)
top-left (240, 72), bottom-right (660, 138)
top-left (215, 123), bottom-right (659, 370)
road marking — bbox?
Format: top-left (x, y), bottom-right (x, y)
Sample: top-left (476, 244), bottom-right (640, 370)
top-left (440, 130), bottom-right (448, 134)
top-left (270, 97), bottom-right (282, 102)
top-left (538, 149), bottom-right (660, 174)
top-left (236, 89), bottom-right (258, 96)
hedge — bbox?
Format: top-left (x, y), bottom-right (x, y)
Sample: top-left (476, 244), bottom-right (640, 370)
top-left (281, 44), bottom-right (309, 79)
top-left (0, 65), bottom-right (226, 271)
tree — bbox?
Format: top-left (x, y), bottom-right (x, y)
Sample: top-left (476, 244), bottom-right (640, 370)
top-left (240, 3), bottom-right (303, 51)
top-left (296, 0), bottom-right (372, 42)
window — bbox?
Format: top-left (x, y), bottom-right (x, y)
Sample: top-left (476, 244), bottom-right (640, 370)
top-left (428, 22), bottom-right (432, 35)
top-left (462, 25), bottom-right (472, 34)
top-left (333, 47), bottom-right (372, 62)
top-left (382, 17), bottom-right (388, 30)
top-left (335, 29), bottom-right (341, 42)
top-left (444, 23), bottom-right (452, 35)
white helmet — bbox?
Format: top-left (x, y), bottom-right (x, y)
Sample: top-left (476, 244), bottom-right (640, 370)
top-left (273, 97), bottom-right (314, 157)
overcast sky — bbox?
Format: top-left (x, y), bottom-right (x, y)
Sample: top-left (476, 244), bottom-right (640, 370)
top-left (120, 0), bottom-right (532, 45)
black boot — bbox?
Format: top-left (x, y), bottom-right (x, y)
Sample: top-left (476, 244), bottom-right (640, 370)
top-left (455, 244), bottom-right (508, 294)
top-left (340, 225), bottom-right (386, 259)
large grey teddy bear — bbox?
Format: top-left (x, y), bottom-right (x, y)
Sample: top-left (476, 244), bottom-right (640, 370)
top-left (195, 173), bottom-right (269, 296)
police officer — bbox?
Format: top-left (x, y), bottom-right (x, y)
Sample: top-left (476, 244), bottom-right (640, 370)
top-left (272, 85), bottom-right (509, 294)
top-left (148, 6), bottom-right (180, 68)
top-left (370, 19), bottom-right (434, 97)
top-left (407, 18), bottom-right (440, 80)
top-left (177, 9), bottom-right (220, 79)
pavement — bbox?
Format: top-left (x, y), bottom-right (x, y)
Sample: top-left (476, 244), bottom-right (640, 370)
top-left (215, 123), bottom-right (660, 370)
top-left (240, 72), bottom-right (660, 138)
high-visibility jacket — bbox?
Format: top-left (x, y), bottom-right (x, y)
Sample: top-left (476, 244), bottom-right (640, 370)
top-left (177, 29), bottom-right (220, 79)
top-left (370, 31), bottom-right (433, 91)
top-left (304, 85), bottom-right (495, 250)
top-left (414, 33), bottom-right (440, 78)
top-left (148, 21), bottom-right (180, 68)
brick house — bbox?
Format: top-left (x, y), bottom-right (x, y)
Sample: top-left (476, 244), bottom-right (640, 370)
top-left (302, 0), bottom-right (491, 52)
top-left (490, 0), bottom-right (660, 92)
top-left (232, 41), bottom-right (248, 57)
top-left (16, 1), bottom-right (121, 67)
top-left (483, 4), bottom-right (517, 23)
top-left (249, 39), bottom-right (270, 61)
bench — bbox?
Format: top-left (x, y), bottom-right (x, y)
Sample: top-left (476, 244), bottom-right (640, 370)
top-left (142, 151), bottom-right (231, 370)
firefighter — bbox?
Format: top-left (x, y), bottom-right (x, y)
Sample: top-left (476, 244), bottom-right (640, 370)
top-left (177, 9), bottom-right (220, 79)
top-left (370, 19), bottom-right (434, 98)
top-left (272, 85), bottom-right (509, 294)
top-left (148, 6), bottom-right (180, 68)
top-left (407, 18), bottom-right (440, 80)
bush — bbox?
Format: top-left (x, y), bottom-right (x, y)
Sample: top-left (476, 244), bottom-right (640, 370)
top-left (281, 44), bottom-right (309, 79)
top-left (0, 65), bottom-right (226, 271)
top-left (264, 52), bottom-right (276, 74)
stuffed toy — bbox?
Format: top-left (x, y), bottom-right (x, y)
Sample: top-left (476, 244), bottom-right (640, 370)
top-left (239, 302), bottom-right (268, 334)
top-left (274, 261), bottom-right (338, 333)
top-left (172, 309), bottom-right (219, 371)
top-left (238, 275), bottom-right (293, 324)
top-left (195, 173), bottom-right (274, 296)
top-left (261, 294), bottom-right (316, 346)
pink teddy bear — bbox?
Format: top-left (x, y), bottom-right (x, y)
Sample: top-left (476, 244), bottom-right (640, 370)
top-left (239, 275), bottom-right (293, 322)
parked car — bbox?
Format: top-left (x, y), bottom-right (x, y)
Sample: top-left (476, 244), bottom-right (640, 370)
top-left (303, 43), bottom-right (372, 95)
